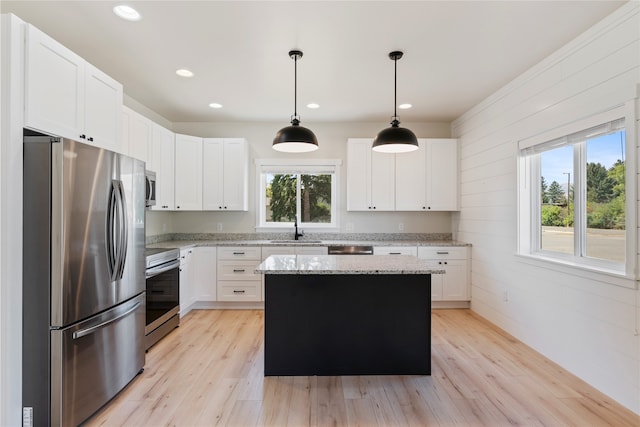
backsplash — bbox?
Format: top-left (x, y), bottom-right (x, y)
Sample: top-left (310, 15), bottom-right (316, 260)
top-left (146, 232), bottom-right (452, 245)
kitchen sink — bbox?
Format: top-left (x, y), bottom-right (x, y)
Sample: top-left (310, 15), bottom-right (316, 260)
top-left (269, 240), bottom-right (323, 244)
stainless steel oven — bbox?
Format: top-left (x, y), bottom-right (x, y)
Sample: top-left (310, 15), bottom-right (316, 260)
top-left (145, 248), bottom-right (180, 350)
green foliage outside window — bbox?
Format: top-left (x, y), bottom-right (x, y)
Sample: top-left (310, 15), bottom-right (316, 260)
top-left (267, 173), bottom-right (332, 223)
top-left (541, 160), bottom-right (625, 229)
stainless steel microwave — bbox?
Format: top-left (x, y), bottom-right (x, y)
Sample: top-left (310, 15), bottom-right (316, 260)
top-left (145, 170), bottom-right (156, 208)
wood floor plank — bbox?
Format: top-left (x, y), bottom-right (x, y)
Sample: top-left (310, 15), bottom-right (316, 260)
top-left (85, 309), bottom-right (640, 427)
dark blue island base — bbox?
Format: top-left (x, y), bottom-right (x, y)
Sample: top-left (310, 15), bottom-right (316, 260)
top-left (264, 273), bottom-right (431, 376)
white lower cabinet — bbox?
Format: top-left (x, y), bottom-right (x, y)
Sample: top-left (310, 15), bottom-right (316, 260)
top-left (417, 247), bottom-right (469, 301)
top-left (217, 247), bottom-right (262, 302)
top-left (192, 247), bottom-right (217, 302)
top-left (179, 248), bottom-right (196, 316)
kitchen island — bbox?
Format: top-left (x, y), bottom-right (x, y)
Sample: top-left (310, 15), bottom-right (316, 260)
top-left (255, 254), bottom-right (443, 376)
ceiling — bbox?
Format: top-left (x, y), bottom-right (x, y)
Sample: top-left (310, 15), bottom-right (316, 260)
top-left (1, 1), bottom-right (626, 124)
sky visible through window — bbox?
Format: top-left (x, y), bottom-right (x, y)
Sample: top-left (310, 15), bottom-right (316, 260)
top-left (541, 131), bottom-right (625, 187)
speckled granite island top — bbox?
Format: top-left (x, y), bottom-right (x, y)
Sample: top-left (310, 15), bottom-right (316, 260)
top-left (256, 254), bottom-right (445, 275)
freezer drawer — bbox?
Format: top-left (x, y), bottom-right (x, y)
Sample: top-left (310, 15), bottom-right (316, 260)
top-left (50, 294), bottom-right (145, 427)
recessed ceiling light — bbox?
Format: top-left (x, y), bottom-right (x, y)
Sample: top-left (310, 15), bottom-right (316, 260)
top-left (209, 103), bottom-right (223, 109)
top-left (176, 69), bottom-right (194, 78)
top-left (113, 5), bottom-right (141, 21)
top-left (306, 103), bottom-right (320, 109)
top-left (398, 103), bottom-right (412, 109)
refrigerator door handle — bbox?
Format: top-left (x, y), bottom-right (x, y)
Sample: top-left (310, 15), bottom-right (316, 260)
top-left (106, 181), bottom-right (119, 281)
top-left (115, 179), bottom-right (128, 279)
top-left (107, 179), bottom-right (128, 281)
top-left (72, 301), bottom-right (141, 340)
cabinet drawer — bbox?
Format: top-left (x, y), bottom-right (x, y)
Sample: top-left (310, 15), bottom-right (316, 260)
top-left (217, 281), bottom-right (261, 302)
top-left (373, 246), bottom-right (417, 256)
top-left (217, 260), bottom-right (261, 281)
top-left (418, 246), bottom-right (468, 260)
top-left (217, 246), bottom-right (261, 260)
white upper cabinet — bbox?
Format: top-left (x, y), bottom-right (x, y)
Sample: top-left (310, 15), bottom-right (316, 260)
top-left (347, 138), bottom-right (395, 211)
top-left (202, 138), bottom-right (248, 211)
top-left (174, 133), bottom-right (203, 210)
top-left (25, 24), bottom-right (122, 152)
top-left (150, 123), bottom-right (175, 210)
top-left (395, 138), bottom-right (459, 211)
top-left (82, 63), bottom-right (122, 152)
top-left (426, 139), bottom-right (458, 210)
top-left (121, 106), bottom-right (151, 162)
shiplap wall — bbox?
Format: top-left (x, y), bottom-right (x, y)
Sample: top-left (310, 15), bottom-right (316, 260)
top-left (451, 2), bottom-right (640, 414)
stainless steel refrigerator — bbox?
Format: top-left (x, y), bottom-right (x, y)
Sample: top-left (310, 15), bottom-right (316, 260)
top-left (22, 133), bottom-right (146, 427)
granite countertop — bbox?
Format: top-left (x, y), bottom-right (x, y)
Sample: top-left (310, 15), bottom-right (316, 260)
top-left (147, 239), bottom-right (469, 250)
top-left (255, 254), bottom-right (446, 275)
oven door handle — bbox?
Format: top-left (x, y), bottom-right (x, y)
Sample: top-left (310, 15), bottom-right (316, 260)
top-left (146, 259), bottom-right (180, 279)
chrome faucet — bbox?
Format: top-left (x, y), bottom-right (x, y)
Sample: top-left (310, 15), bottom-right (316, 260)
top-left (294, 217), bottom-right (304, 240)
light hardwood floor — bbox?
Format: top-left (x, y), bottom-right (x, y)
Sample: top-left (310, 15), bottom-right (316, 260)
top-left (86, 309), bottom-right (639, 426)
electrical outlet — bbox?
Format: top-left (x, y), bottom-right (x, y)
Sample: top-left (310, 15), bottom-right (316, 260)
top-left (216, 223), bottom-right (223, 232)
top-left (398, 222), bottom-right (404, 231)
top-left (346, 222), bottom-right (354, 232)
top-left (162, 223), bottom-right (167, 232)
top-left (503, 290), bottom-right (509, 302)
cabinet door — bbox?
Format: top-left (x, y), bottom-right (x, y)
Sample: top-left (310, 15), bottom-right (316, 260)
top-left (425, 260), bottom-right (444, 300)
top-left (174, 134), bottom-right (203, 210)
top-left (202, 139), bottom-right (224, 210)
top-left (346, 139), bottom-right (372, 211)
top-left (83, 63), bottom-right (123, 152)
top-left (179, 249), bottom-right (193, 316)
top-left (261, 246), bottom-right (296, 259)
top-left (151, 124), bottom-right (175, 210)
top-left (25, 24), bottom-right (83, 140)
top-left (395, 140), bottom-right (426, 210)
top-left (295, 247), bottom-right (328, 255)
top-left (192, 247), bottom-right (217, 302)
top-left (370, 150), bottom-right (395, 210)
top-left (222, 139), bottom-right (248, 211)
top-left (441, 259), bottom-right (469, 300)
top-left (121, 106), bottom-right (150, 162)
top-left (426, 139), bottom-right (458, 210)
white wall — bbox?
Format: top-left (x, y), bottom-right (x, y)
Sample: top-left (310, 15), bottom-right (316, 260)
top-left (451, 2), bottom-right (640, 414)
top-left (153, 120), bottom-right (454, 235)
top-left (0, 13), bottom-right (25, 427)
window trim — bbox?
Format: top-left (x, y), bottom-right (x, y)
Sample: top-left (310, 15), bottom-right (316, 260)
top-left (517, 102), bottom-right (637, 280)
top-left (255, 158), bottom-right (342, 232)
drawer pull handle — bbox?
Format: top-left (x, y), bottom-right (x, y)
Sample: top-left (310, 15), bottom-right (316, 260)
top-left (233, 252), bottom-right (245, 255)
top-left (233, 269), bottom-right (246, 273)
top-left (233, 290), bottom-right (245, 294)
top-left (436, 251), bottom-right (449, 255)
top-left (389, 252), bottom-right (401, 255)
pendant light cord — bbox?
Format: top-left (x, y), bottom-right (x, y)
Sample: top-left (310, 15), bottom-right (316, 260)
top-left (294, 54), bottom-right (298, 118)
top-left (393, 56), bottom-right (397, 119)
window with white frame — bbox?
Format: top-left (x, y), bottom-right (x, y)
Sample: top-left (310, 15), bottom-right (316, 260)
top-left (257, 160), bottom-right (340, 230)
top-left (518, 105), bottom-right (635, 276)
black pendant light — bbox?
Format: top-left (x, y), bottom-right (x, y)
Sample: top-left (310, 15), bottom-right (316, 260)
top-left (372, 51), bottom-right (418, 153)
top-left (273, 50), bottom-right (318, 153)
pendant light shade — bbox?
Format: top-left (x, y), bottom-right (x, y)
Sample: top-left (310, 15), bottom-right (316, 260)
top-left (273, 50), bottom-right (318, 153)
top-left (372, 51), bottom-right (418, 153)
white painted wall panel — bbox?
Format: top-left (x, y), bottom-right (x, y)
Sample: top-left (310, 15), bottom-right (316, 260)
top-left (453, 3), bottom-right (640, 414)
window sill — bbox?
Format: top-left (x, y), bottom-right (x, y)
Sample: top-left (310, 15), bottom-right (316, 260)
top-left (255, 226), bottom-right (340, 233)
top-left (514, 252), bottom-right (637, 290)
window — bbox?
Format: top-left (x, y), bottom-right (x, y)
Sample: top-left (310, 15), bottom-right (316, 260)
top-left (518, 106), bottom-right (634, 276)
top-left (257, 160), bottom-right (340, 230)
